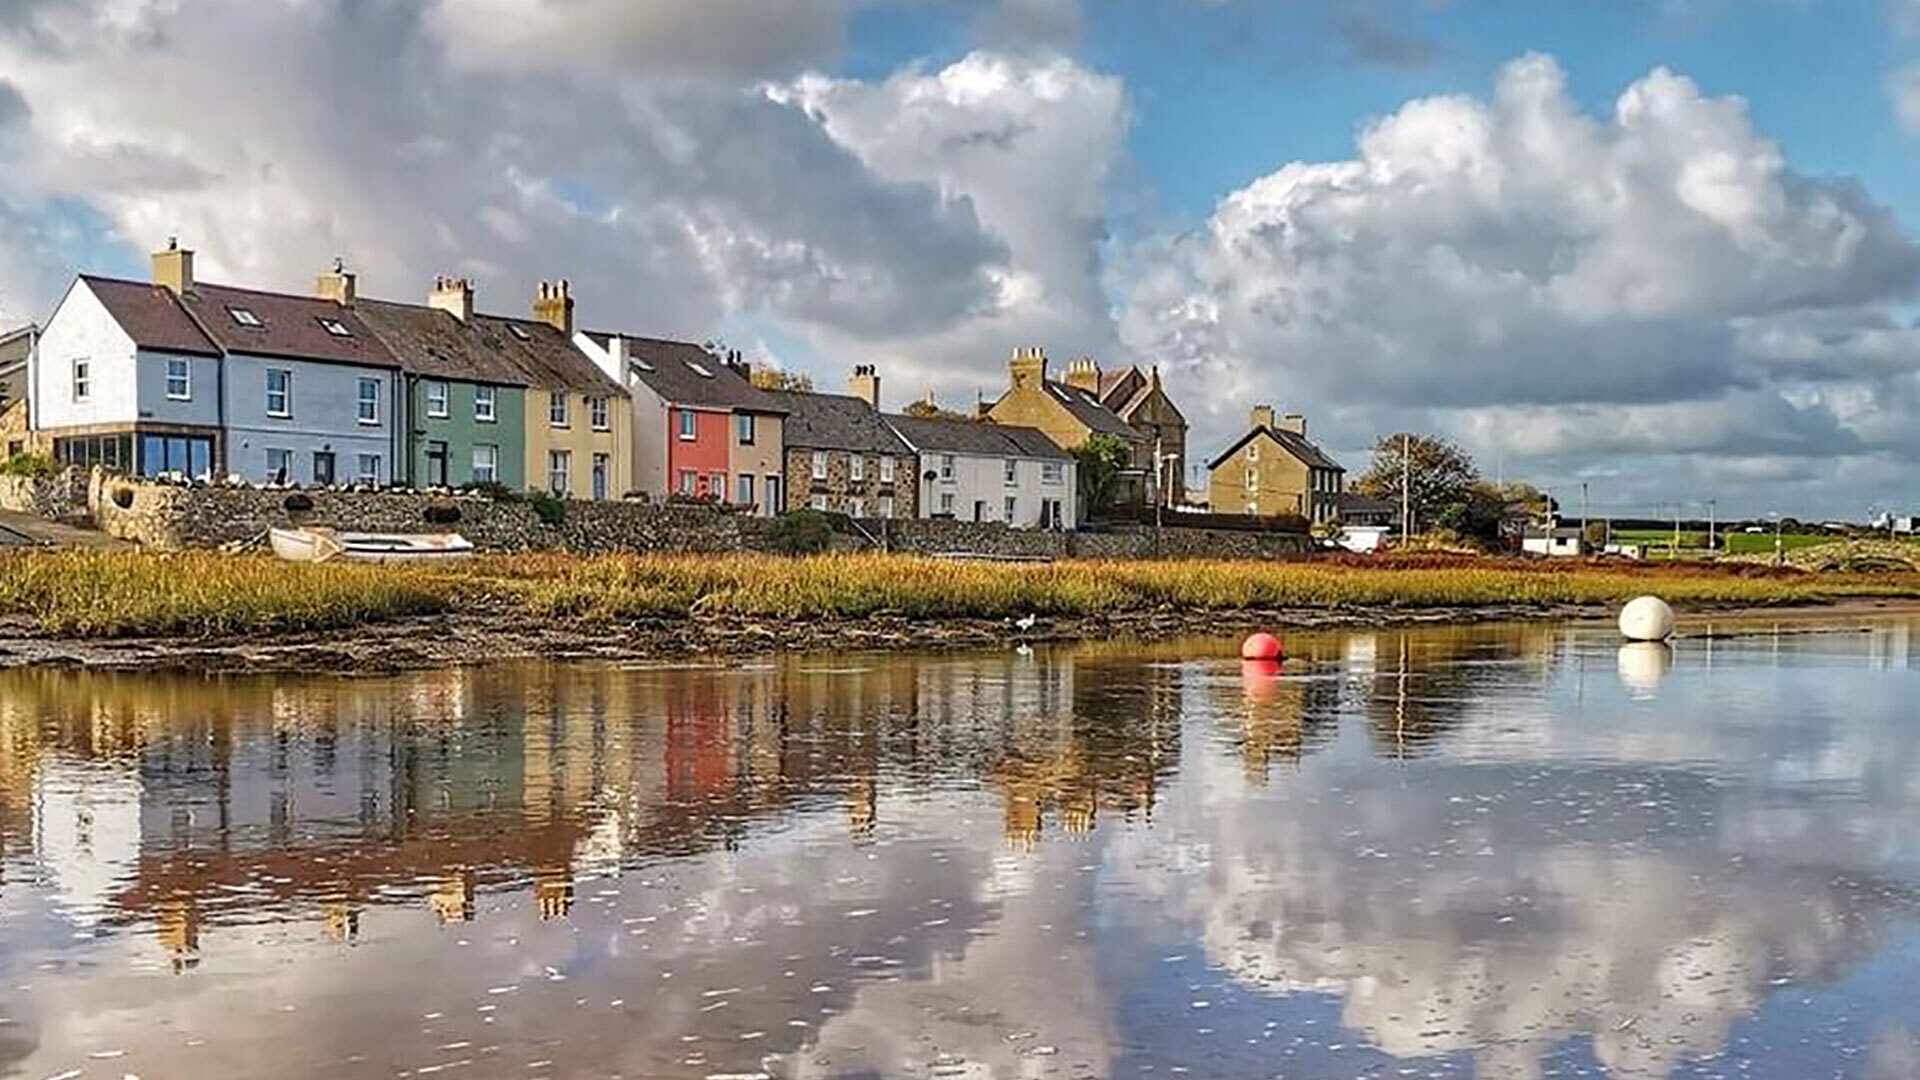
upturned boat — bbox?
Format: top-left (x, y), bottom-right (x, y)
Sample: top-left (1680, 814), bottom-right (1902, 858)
top-left (268, 527), bottom-right (474, 564)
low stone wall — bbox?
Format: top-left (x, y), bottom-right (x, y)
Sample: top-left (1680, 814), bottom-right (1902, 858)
top-left (1, 469), bottom-right (89, 521)
top-left (877, 516), bottom-right (1313, 560)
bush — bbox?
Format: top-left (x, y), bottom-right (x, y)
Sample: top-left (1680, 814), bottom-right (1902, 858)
top-left (769, 510), bottom-right (834, 555)
top-left (527, 489), bottom-right (568, 526)
top-left (1, 454), bottom-right (58, 479)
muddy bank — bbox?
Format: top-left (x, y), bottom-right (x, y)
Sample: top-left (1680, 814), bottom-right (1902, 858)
top-left (7, 598), bottom-right (1919, 675)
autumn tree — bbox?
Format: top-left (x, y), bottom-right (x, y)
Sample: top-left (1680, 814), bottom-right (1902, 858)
top-left (1355, 433), bottom-right (1480, 535)
top-left (901, 396), bottom-right (969, 420)
top-left (751, 367), bottom-right (814, 392)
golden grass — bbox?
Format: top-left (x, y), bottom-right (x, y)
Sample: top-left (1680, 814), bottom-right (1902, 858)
top-left (5, 549), bottom-right (1917, 640)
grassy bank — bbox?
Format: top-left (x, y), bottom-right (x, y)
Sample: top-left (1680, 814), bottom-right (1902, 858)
top-left (6, 549), bottom-right (1919, 640)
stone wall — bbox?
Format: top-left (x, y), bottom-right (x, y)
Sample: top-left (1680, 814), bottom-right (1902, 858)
top-left (878, 516), bottom-right (1314, 560)
top-left (1, 468), bottom-right (89, 521)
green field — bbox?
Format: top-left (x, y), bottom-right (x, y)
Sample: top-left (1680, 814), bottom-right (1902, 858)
top-left (1608, 529), bottom-right (1892, 556)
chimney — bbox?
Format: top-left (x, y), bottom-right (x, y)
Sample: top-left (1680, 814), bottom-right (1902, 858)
top-left (1280, 413), bottom-right (1307, 437)
top-left (725, 350), bottom-right (750, 381)
top-left (315, 258), bottom-right (357, 307)
top-left (533, 279), bottom-right (574, 336)
top-left (848, 364), bottom-right (881, 408)
top-left (1249, 405), bottom-right (1275, 431)
top-left (1064, 355), bottom-right (1100, 394)
top-left (429, 276), bottom-right (474, 322)
top-left (152, 237), bottom-right (194, 296)
top-left (1009, 346), bottom-right (1047, 391)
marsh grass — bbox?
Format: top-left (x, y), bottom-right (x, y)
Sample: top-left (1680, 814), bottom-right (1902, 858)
top-left (5, 549), bottom-right (1916, 639)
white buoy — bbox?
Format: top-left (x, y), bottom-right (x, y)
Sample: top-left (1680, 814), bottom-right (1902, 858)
top-left (1619, 595), bottom-right (1676, 642)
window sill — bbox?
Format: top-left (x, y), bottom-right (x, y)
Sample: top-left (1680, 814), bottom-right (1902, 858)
top-left (266, 412), bottom-right (292, 420)
top-left (426, 412), bottom-right (450, 421)
top-left (166, 394), bottom-right (192, 402)
top-left (592, 427), bottom-right (611, 434)
top-left (357, 420), bottom-right (380, 427)
top-left (476, 417), bottom-right (496, 424)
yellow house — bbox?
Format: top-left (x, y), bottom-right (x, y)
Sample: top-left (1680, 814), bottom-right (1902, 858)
top-left (1206, 406), bottom-right (1345, 524)
top-left (1062, 357), bottom-right (1189, 505)
top-left (509, 281), bottom-right (631, 500)
top-left (985, 347), bottom-right (1149, 503)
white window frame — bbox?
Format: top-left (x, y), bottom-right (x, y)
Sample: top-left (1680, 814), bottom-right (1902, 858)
top-left (737, 474), bottom-right (755, 506)
top-left (1004, 495), bottom-right (1018, 522)
top-left (266, 448), bottom-right (292, 483)
top-left (549, 392), bottom-right (570, 428)
top-left (548, 449), bottom-right (571, 495)
top-left (1042, 462), bottom-right (1063, 485)
top-left (879, 455), bottom-right (895, 483)
top-left (356, 377), bottom-right (381, 426)
top-left (677, 410), bottom-right (697, 441)
top-left (357, 453), bottom-right (382, 486)
top-left (848, 496), bottom-right (865, 518)
top-left (474, 385), bottom-right (496, 423)
top-left (679, 470), bottom-right (697, 495)
top-left (737, 413), bottom-right (756, 445)
top-left (850, 455), bottom-right (865, 482)
top-left (426, 380), bottom-right (449, 419)
top-left (940, 455), bottom-right (955, 481)
top-left (709, 472), bottom-right (726, 499)
top-left (592, 453), bottom-right (610, 501)
top-left (1003, 459), bottom-right (1018, 485)
top-left (878, 495), bottom-right (894, 519)
top-left (811, 451), bottom-right (828, 480)
top-left (472, 444), bottom-right (498, 484)
top-left (590, 396), bottom-right (610, 432)
top-left (227, 306), bottom-right (263, 328)
top-left (165, 357), bottom-right (190, 401)
top-left (809, 494), bottom-right (829, 511)
top-left (71, 358), bottom-right (90, 402)
top-left (940, 491), bottom-right (955, 515)
top-left (266, 368), bottom-right (292, 418)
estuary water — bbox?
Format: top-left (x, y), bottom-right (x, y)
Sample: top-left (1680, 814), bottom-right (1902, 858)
top-left (1, 617), bottom-right (1918, 1079)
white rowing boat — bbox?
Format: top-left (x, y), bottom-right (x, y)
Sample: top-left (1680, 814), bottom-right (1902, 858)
top-left (268, 527), bottom-right (475, 564)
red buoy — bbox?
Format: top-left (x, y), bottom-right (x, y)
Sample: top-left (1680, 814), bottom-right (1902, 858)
top-left (1240, 632), bottom-right (1284, 661)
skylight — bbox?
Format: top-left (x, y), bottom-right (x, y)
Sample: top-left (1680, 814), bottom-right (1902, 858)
top-left (632, 359), bottom-right (655, 373)
top-left (317, 317), bottom-right (353, 338)
top-left (507, 324), bottom-right (531, 341)
top-left (228, 307), bottom-right (263, 328)
top-left (686, 360), bottom-right (714, 378)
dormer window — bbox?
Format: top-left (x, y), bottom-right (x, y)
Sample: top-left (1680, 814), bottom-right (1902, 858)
top-left (227, 306), bottom-right (263, 328)
top-left (317, 317), bottom-right (353, 338)
top-left (686, 360), bottom-right (714, 378)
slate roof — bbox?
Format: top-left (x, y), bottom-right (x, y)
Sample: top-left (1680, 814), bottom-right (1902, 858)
top-left (471, 315), bottom-right (623, 396)
top-left (1206, 425), bottom-right (1344, 472)
top-left (1335, 492), bottom-right (1396, 515)
top-left (0, 324), bottom-right (31, 370)
top-left (585, 332), bottom-right (783, 412)
top-left (1039, 379), bottom-right (1143, 441)
top-left (764, 390), bottom-right (911, 454)
top-left (887, 414), bottom-right (1072, 460)
top-left (80, 276), bottom-right (221, 357)
top-left (179, 282), bottom-right (400, 368)
top-left (354, 300), bottom-right (532, 387)
top-left (1097, 367), bottom-right (1136, 403)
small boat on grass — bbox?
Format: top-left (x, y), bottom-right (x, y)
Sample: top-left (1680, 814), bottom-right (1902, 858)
top-left (269, 527), bottom-right (474, 564)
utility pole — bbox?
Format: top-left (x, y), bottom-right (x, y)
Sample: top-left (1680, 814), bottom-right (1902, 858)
top-left (1580, 482), bottom-right (1589, 553)
top-left (1707, 499), bottom-right (1717, 554)
top-left (1400, 432), bottom-right (1411, 545)
top-left (1672, 502), bottom-right (1682, 557)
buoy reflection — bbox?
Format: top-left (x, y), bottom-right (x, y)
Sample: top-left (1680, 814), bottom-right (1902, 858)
top-left (1617, 641), bottom-right (1674, 697)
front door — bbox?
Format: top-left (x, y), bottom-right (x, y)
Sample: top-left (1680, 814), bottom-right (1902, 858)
top-left (426, 441), bottom-right (449, 488)
top-left (765, 475), bottom-right (782, 516)
top-left (312, 451), bottom-right (336, 487)
top-left (592, 453), bottom-right (609, 501)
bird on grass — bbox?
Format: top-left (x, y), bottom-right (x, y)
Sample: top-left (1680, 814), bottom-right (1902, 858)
top-left (1013, 613), bottom-right (1038, 633)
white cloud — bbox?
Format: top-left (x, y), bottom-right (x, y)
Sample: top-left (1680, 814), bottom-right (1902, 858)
top-left (425, 0), bottom-right (851, 76)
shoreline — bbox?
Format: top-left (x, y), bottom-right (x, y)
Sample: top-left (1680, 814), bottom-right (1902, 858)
top-left (8, 596), bottom-right (1920, 675)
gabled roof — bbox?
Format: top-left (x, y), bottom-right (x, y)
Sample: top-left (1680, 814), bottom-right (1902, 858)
top-left (763, 390), bottom-right (910, 454)
top-left (1207, 425), bottom-right (1344, 472)
top-left (996, 424), bottom-right (1075, 461)
top-left (585, 332), bottom-right (781, 412)
top-left (355, 300), bottom-right (532, 388)
top-left (887, 414), bottom-right (1070, 460)
top-left (470, 315), bottom-right (622, 396)
top-left (1096, 366), bottom-right (1142, 409)
top-left (1335, 492), bottom-right (1396, 515)
top-left (79, 276), bottom-right (221, 357)
top-left (1037, 379), bottom-right (1143, 441)
top-left (178, 281), bottom-right (400, 368)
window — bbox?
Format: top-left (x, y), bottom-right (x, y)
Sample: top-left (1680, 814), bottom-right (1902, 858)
top-left (736, 414), bottom-right (756, 445)
top-left (356, 377), bottom-right (380, 425)
top-left (317, 317), bottom-right (353, 338)
top-left (878, 495), bottom-right (894, 519)
top-left (1005, 495), bottom-right (1018, 522)
top-left (266, 369), bottom-right (292, 417)
top-left (677, 410), bottom-right (696, 441)
top-left (973, 500), bottom-right (986, 523)
top-left (1246, 467), bottom-right (1258, 488)
top-left (709, 472), bottom-right (726, 499)
top-left (357, 453), bottom-right (382, 486)
top-left (939, 492), bottom-right (956, 516)
top-left (472, 444), bottom-right (498, 484)
top-left (548, 450), bottom-right (571, 495)
top-left (266, 448), bottom-right (293, 484)
top-left (590, 396), bottom-right (610, 432)
top-left (140, 435), bottom-right (213, 480)
top-left (879, 456), bottom-right (895, 483)
top-left (1043, 499), bottom-right (1064, 529)
top-left (1042, 462), bottom-right (1063, 485)
top-left (679, 470), bottom-right (697, 495)
top-left (549, 392), bottom-right (569, 428)
top-left (592, 453), bottom-right (609, 501)
top-left (765, 475), bottom-right (782, 514)
top-left (1004, 459), bottom-right (1018, 485)
top-left (312, 451), bottom-right (335, 487)
top-left (53, 434), bottom-right (131, 470)
top-left (426, 381), bottom-right (449, 418)
top-left (474, 385), bottom-right (496, 422)
top-left (811, 451), bottom-right (828, 480)
top-left (940, 455), bottom-right (955, 481)
top-left (165, 358), bottom-right (191, 400)
top-left (848, 496), bottom-right (865, 518)
top-left (737, 474), bottom-right (755, 506)
top-left (227, 306), bottom-right (263, 328)
top-left (71, 359), bottom-right (90, 402)
top-left (809, 494), bottom-right (829, 511)
top-left (426, 441), bottom-right (449, 487)
top-left (850, 455), bottom-right (865, 482)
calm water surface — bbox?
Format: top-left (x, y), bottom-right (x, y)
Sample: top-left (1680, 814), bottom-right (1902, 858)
top-left (3, 618), bottom-right (1920, 1079)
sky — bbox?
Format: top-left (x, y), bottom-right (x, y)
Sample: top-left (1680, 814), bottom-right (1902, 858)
top-left (2, 0), bottom-right (1919, 518)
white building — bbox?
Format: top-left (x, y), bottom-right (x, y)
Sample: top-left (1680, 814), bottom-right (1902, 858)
top-left (885, 414), bottom-right (1076, 529)
top-left (1523, 527), bottom-right (1588, 558)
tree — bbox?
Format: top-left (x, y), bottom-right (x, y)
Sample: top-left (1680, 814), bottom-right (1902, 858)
top-left (751, 367), bottom-right (814, 392)
top-left (1075, 433), bottom-right (1133, 517)
top-left (902, 396), bottom-right (969, 420)
top-left (1354, 433), bottom-right (1480, 534)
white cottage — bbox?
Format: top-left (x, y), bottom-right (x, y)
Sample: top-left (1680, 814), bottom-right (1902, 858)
top-left (884, 414), bottom-right (1076, 529)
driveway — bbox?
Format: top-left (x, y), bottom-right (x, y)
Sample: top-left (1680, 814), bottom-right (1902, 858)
top-left (0, 509), bottom-right (131, 549)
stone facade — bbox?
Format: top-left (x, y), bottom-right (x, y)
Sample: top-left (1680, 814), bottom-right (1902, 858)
top-left (785, 447), bottom-right (916, 520)
top-left (1, 468), bottom-right (90, 521)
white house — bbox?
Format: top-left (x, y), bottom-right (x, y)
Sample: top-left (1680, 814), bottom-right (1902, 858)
top-left (1523, 526), bottom-right (1588, 558)
top-left (32, 241), bottom-right (403, 484)
top-left (885, 414), bottom-right (1076, 529)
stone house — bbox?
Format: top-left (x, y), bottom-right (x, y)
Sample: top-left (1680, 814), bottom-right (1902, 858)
top-left (1063, 357), bottom-right (1188, 505)
top-left (0, 324), bottom-right (34, 463)
top-left (984, 347), bottom-right (1151, 508)
top-left (1206, 406), bottom-right (1346, 525)
top-left (31, 240), bottom-right (402, 485)
top-left (576, 332), bottom-right (787, 511)
top-left (763, 370), bottom-right (915, 519)
top-left (885, 413), bottom-right (1075, 529)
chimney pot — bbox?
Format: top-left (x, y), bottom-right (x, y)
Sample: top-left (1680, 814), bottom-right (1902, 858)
top-left (429, 274), bottom-right (475, 322)
top-left (532, 276), bottom-right (575, 336)
top-left (152, 239), bottom-right (195, 296)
